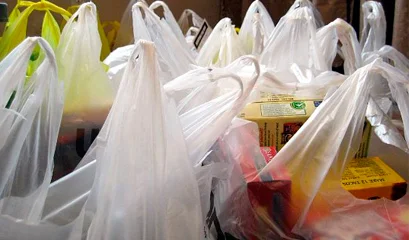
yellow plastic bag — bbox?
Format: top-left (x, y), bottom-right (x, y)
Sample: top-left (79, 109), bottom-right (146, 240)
top-left (0, 0), bottom-right (71, 60)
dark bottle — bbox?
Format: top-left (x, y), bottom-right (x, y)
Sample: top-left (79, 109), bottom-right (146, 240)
top-left (0, 3), bottom-right (7, 37)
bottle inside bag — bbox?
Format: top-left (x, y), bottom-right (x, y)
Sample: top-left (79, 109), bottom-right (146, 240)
top-left (0, 3), bottom-right (7, 37)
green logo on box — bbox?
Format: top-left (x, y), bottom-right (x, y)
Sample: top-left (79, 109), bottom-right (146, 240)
top-left (291, 101), bottom-right (306, 110)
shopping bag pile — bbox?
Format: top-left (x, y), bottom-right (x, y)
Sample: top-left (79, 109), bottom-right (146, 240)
top-left (0, 0), bottom-right (408, 239)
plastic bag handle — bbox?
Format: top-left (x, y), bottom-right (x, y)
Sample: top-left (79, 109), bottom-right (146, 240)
top-left (230, 55), bottom-right (260, 110)
top-left (0, 37), bottom-right (57, 106)
top-left (366, 45), bottom-right (409, 73)
top-left (132, 1), bottom-right (161, 42)
top-left (148, 1), bottom-right (172, 15)
top-left (360, 1), bottom-right (386, 53)
top-left (326, 18), bottom-right (362, 74)
top-left (17, 0), bottom-right (71, 18)
top-left (133, 2), bottom-right (161, 23)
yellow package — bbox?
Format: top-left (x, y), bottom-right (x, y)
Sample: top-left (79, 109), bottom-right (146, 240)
top-left (342, 157), bottom-right (407, 200)
top-left (240, 99), bottom-right (371, 157)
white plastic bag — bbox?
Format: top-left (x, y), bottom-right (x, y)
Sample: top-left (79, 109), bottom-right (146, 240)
top-left (0, 37), bottom-right (63, 222)
top-left (54, 2), bottom-right (114, 179)
top-left (149, 1), bottom-right (189, 50)
top-left (178, 9), bottom-right (204, 35)
top-left (41, 56), bottom-right (260, 226)
top-left (133, 2), bottom-right (195, 80)
top-left (81, 40), bottom-right (203, 240)
top-left (239, 0), bottom-right (275, 56)
top-left (114, 0), bottom-right (147, 48)
top-left (316, 18), bottom-right (362, 75)
top-left (361, 1), bottom-right (386, 59)
top-left (196, 18), bottom-right (245, 67)
top-left (287, 0), bottom-right (325, 28)
top-left (261, 6), bottom-right (327, 73)
top-left (103, 44), bottom-right (134, 90)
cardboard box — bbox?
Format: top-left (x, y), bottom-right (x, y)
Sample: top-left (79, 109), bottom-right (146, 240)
top-left (341, 157), bottom-right (407, 200)
top-left (240, 99), bottom-right (372, 157)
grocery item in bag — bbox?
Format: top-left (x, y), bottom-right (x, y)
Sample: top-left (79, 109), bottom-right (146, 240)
top-left (256, 59), bottom-right (409, 238)
top-left (240, 98), bottom-right (372, 157)
top-left (54, 2), bottom-right (114, 179)
top-left (341, 157), bottom-right (407, 201)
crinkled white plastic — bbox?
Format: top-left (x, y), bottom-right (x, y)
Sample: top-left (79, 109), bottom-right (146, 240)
top-left (133, 2), bottom-right (195, 81)
top-left (259, 59), bottom-right (409, 238)
top-left (260, 7), bottom-right (327, 73)
top-left (316, 18), bottom-right (362, 75)
top-left (361, 1), bottom-right (386, 58)
top-left (103, 44), bottom-right (134, 90)
top-left (253, 70), bottom-right (347, 101)
top-left (196, 18), bottom-right (245, 67)
top-left (0, 37), bottom-right (63, 223)
top-left (175, 57), bottom-right (260, 166)
top-left (364, 45), bottom-right (409, 73)
top-left (239, 0), bottom-right (275, 56)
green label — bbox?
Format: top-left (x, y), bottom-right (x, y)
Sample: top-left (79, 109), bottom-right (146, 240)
top-left (290, 101), bottom-right (306, 110)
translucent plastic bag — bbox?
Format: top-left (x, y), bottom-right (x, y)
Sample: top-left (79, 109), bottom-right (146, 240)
top-left (287, 0), bottom-right (325, 29)
top-left (256, 59), bottom-right (409, 238)
top-left (239, 0), bottom-right (275, 56)
top-left (360, 1), bottom-right (386, 59)
top-left (77, 40), bottom-right (202, 240)
top-left (199, 118), bottom-right (282, 239)
top-left (54, 2), bottom-right (114, 180)
top-left (178, 9), bottom-right (204, 35)
top-left (260, 6), bottom-right (327, 73)
top-left (196, 18), bottom-right (245, 67)
top-left (0, 37), bottom-right (63, 222)
top-left (316, 18), bottom-right (362, 75)
top-left (41, 56), bottom-right (260, 227)
top-left (149, 1), bottom-right (189, 50)
top-left (133, 2), bottom-right (195, 80)
top-left (1, 40), bottom-right (202, 240)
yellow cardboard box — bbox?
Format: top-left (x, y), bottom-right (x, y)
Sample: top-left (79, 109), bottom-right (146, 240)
top-left (342, 157), bottom-right (407, 200)
top-left (239, 100), bottom-right (372, 157)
